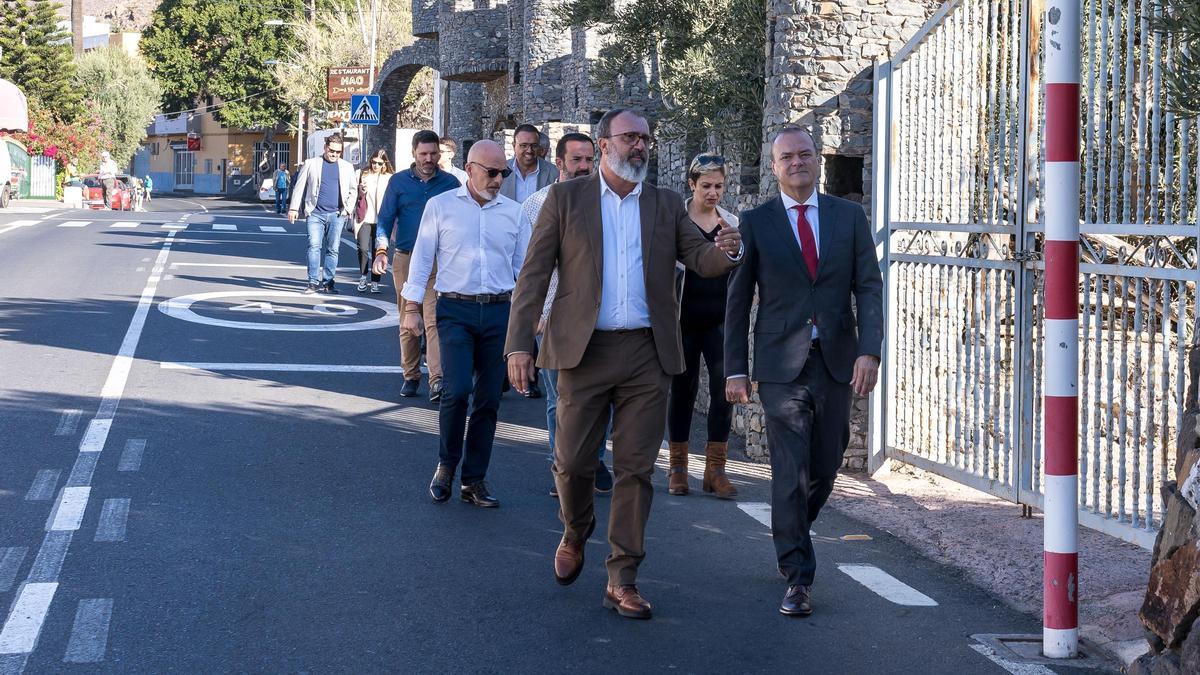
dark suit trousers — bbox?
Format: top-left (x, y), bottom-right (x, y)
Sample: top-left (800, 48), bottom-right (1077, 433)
top-left (554, 329), bottom-right (668, 586)
top-left (757, 342), bottom-right (851, 587)
top-left (435, 297), bottom-right (509, 484)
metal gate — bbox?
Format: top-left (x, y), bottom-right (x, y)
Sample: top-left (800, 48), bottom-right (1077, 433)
top-left (29, 155), bottom-right (56, 198)
top-left (872, 0), bottom-right (1198, 548)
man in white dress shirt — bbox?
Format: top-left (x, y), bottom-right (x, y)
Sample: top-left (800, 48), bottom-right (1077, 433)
top-left (403, 140), bottom-right (529, 508)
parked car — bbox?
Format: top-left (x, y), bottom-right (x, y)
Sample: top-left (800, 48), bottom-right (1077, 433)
top-left (0, 173), bottom-right (13, 208)
top-left (258, 178), bottom-right (276, 202)
top-left (81, 174), bottom-right (132, 210)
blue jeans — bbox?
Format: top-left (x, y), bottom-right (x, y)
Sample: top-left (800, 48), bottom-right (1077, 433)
top-left (539, 338), bottom-right (609, 463)
top-left (305, 211), bottom-right (342, 285)
top-left (437, 297), bottom-right (509, 484)
top-left (275, 186), bottom-right (288, 213)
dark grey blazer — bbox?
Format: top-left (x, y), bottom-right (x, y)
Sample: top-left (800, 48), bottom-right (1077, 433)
top-left (725, 193), bottom-right (884, 385)
top-left (499, 159), bottom-right (559, 201)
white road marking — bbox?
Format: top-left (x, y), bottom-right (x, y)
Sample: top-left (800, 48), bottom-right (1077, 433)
top-left (56, 221), bottom-right (89, 228)
top-left (0, 549), bottom-right (27, 593)
top-left (28, 533), bottom-right (71, 582)
top-left (737, 502), bottom-right (773, 529)
top-left (260, 225), bottom-right (286, 232)
top-left (158, 291), bottom-right (398, 331)
top-left (63, 599), bottom-right (113, 664)
top-left (211, 224), bottom-right (237, 231)
top-left (79, 419), bottom-right (112, 454)
top-left (0, 232), bottom-right (178, 657)
top-left (836, 564), bottom-right (938, 606)
top-left (175, 199), bottom-right (208, 212)
top-left (170, 262), bottom-right (360, 271)
top-left (2, 220), bottom-right (38, 228)
top-left (161, 362), bottom-right (406, 373)
top-left (94, 500), bottom-right (130, 542)
top-left (0, 583), bottom-right (58, 654)
top-left (66, 453), bottom-right (98, 487)
top-left (968, 643), bottom-right (1055, 675)
top-left (25, 471), bottom-right (60, 502)
top-left (54, 410), bottom-right (82, 436)
top-left (118, 439), bottom-right (146, 472)
top-left (46, 487), bottom-right (90, 532)
top-left (161, 224), bottom-right (187, 230)
top-left (110, 221), bottom-right (139, 228)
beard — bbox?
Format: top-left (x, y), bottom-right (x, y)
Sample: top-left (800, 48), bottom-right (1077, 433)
top-left (568, 167), bottom-right (591, 179)
top-left (604, 150), bottom-right (648, 183)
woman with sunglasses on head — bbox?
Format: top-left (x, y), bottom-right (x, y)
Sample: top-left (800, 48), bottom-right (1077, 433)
top-left (666, 153), bottom-right (740, 499)
top-left (354, 150), bottom-right (394, 292)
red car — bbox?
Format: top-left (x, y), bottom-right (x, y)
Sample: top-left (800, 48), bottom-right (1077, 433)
top-left (81, 174), bottom-right (132, 210)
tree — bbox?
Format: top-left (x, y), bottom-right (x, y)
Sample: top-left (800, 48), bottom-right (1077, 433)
top-left (140, 0), bottom-right (302, 129)
top-left (0, 0), bottom-right (85, 121)
top-left (273, 0), bottom-right (418, 122)
top-left (1155, 0), bottom-right (1200, 115)
top-left (556, 0), bottom-right (765, 153)
top-left (73, 47), bottom-right (162, 165)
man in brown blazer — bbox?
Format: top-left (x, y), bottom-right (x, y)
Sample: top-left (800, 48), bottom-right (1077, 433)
top-left (506, 108), bottom-right (743, 620)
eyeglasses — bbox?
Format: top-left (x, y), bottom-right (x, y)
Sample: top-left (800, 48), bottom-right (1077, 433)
top-left (469, 162), bottom-right (513, 179)
top-left (370, 161), bottom-right (384, 166)
top-left (604, 131), bottom-right (655, 149)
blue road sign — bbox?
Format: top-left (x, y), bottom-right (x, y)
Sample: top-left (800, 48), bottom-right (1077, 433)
top-left (350, 94), bottom-right (381, 126)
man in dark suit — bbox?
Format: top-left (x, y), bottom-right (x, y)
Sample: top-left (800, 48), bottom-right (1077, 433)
top-left (725, 127), bottom-right (883, 617)
top-left (506, 109), bottom-right (742, 620)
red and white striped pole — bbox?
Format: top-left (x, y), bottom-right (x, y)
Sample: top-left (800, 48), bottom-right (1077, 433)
top-left (1041, 0), bottom-right (1081, 659)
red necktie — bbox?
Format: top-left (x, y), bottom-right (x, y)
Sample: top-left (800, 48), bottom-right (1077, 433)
top-left (794, 205), bottom-right (818, 279)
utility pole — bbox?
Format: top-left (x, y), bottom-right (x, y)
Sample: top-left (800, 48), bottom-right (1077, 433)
top-left (71, 0), bottom-right (83, 56)
top-left (1041, 0), bottom-right (1081, 660)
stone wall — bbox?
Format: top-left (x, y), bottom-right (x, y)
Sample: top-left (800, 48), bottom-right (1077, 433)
top-left (1133, 335), bottom-right (1200, 673)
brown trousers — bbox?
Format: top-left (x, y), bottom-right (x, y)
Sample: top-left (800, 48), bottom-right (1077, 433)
top-left (392, 251), bottom-right (441, 385)
top-left (553, 329), bottom-right (670, 586)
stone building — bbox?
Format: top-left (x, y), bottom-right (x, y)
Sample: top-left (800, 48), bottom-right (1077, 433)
top-left (370, 0), bottom-right (939, 468)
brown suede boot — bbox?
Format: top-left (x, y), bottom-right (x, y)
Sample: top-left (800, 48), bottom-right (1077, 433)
top-left (668, 441), bottom-right (690, 495)
top-left (702, 441), bottom-right (738, 499)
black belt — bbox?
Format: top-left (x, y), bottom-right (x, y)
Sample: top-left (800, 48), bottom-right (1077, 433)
top-left (438, 291), bottom-right (511, 304)
top-left (596, 327), bottom-right (652, 336)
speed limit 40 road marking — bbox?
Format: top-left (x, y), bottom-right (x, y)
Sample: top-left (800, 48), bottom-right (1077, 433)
top-left (157, 290), bottom-right (398, 331)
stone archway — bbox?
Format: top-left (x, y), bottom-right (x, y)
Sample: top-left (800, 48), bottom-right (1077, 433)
top-left (366, 39), bottom-right (440, 162)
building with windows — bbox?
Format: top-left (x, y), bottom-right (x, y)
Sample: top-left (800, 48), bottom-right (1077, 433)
top-left (133, 111), bottom-right (295, 196)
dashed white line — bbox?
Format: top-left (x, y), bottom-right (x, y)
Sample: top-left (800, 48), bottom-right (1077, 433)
top-left (28, 533), bottom-right (71, 582)
top-left (211, 223), bottom-right (238, 231)
top-left (79, 419), bottom-right (112, 454)
top-left (0, 549), bottom-right (27, 593)
top-left (0, 583), bottom-right (58, 654)
top-left (56, 221), bottom-right (89, 228)
top-left (54, 410), bottom-right (82, 436)
top-left (118, 439), bottom-right (146, 472)
top-left (968, 643), bottom-right (1055, 675)
top-left (25, 471), bottom-right (60, 502)
top-left (66, 453), bottom-right (99, 487)
top-left (63, 599), bottom-right (113, 664)
top-left (259, 225), bottom-right (286, 232)
top-left (94, 499), bottom-right (130, 542)
top-left (836, 564), bottom-right (938, 606)
top-left (46, 487), bottom-right (91, 532)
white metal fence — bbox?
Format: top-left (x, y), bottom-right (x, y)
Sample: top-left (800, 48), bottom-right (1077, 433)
top-left (872, 0), bottom-right (1198, 547)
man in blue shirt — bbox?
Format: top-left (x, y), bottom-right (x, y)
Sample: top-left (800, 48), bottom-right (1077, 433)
top-left (273, 162), bottom-right (290, 214)
top-left (372, 130), bottom-right (461, 400)
top-left (289, 134), bottom-right (356, 294)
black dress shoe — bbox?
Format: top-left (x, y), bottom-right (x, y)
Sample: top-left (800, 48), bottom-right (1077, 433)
top-left (428, 381), bottom-right (443, 403)
top-left (460, 480), bottom-right (499, 508)
top-left (400, 379), bottom-right (419, 398)
top-left (524, 382), bottom-right (542, 399)
top-left (780, 585), bottom-right (813, 617)
top-left (324, 281), bottom-right (339, 295)
top-left (429, 465), bottom-right (453, 503)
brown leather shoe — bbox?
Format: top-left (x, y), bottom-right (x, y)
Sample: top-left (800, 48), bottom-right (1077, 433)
top-left (667, 441), bottom-right (690, 495)
top-left (780, 585), bottom-right (813, 616)
top-left (603, 584), bottom-right (652, 620)
top-left (553, 517), bottom-right (596, 586)
top-left (702, 441), bottom-right (738, 499)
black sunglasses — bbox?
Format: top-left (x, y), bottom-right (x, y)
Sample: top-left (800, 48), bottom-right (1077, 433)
top-left (694, 154), bottom-right (725, 165)
top-left (469, 162), bottom-right (513, 179)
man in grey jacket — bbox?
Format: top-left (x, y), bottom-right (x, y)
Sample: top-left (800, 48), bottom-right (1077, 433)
top-left (288, 134), bottom-right (357, 294)
top-left (499, 124), bottom-right (558, 203)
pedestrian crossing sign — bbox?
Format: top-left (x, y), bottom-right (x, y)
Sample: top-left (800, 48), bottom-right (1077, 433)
top-left (350, 94), bottom-right (381, 126)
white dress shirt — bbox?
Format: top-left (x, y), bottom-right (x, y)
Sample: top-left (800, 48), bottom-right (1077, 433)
top-left (781, 189), bottom-right (821, 339)
top-left (518, 184), bottom-right (560, 322)
top-left (402, 185), bottom-right (529, 302)
top-left (596, 171), bottom-right (651, 330)
top-left (445, 164), bottom-right (469, 186)
top-left (509, 159), bottom-right (540, 203)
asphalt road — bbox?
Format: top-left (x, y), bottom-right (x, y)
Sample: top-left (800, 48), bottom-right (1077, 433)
top-left (0, 199), bottom-right (1112, 673)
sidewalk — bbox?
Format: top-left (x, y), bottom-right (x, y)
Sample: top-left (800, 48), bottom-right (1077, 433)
top-left (2, 198), bottom-right (65, 213)
top-left (709, 434), bottom-right (1151, 669)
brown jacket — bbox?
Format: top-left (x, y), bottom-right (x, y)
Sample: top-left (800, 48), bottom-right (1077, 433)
top-left (505, 171), bottom-right (738, 374)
